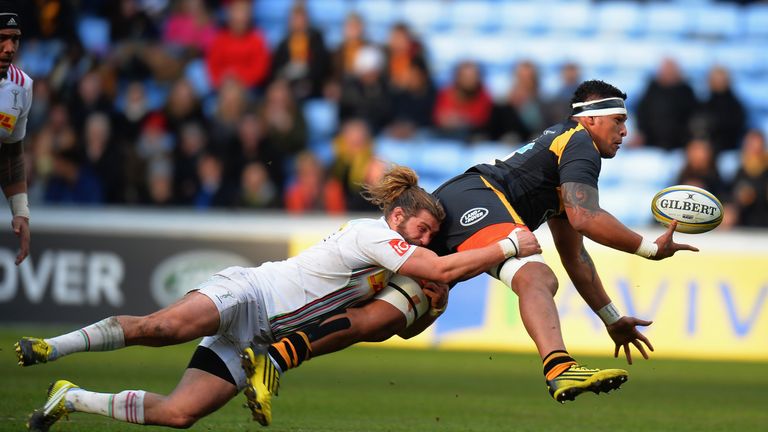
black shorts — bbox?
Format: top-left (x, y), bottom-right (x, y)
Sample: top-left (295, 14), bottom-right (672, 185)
top-left (187, 345), bottom-right (237, 386)
top-left (432, 172), bottom-right (525, 255)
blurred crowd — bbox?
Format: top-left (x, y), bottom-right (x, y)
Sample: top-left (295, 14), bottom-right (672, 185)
top-left (17, 0), bottom-right (768, 227)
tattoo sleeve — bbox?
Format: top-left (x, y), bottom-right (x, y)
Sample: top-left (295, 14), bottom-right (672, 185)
top-left (561, 182), bottom-right (605, 220)
top-left (578, 244), bottom-right (598, 284)
top-left (0, 141), bottom-right (25, 188)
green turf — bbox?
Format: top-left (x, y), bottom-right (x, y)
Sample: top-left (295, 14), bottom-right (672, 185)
top-left (1, 325), bottom-right (766, 432)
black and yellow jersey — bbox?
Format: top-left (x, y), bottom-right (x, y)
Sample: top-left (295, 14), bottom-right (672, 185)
top-left (468, 119), bottom-right (601, 230)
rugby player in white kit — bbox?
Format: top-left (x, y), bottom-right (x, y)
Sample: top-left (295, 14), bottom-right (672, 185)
top-left (0, 7), bottom-right (32, 265)
top-left (16, 165), bottom-right (541, 430)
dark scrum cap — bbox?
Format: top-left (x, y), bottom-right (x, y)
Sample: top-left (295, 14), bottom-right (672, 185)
top-left (0, 0), bottom-right (19, 30)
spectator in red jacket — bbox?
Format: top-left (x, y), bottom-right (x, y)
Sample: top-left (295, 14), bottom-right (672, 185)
top-left (205, 0), bottom-right (271, 90)
top-left (433, 60), bottom-right (493, 141)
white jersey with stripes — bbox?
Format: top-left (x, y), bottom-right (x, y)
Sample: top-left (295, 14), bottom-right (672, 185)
top-left (216, 217), bottom-right (417, 339)
top-left (0, 64), bottom-right (33, 144)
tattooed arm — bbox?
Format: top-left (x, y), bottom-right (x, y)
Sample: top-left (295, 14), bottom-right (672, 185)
top-left (549, 209), bottom-right (655, 364)
top-left (1, 140), bottom-right (30, 265)
top-left (560, 181), bottom-right (644, 254)
top-left (560, 181), bottom-right (697, 260)
top-left (547, 215), bottom-right (611, 310)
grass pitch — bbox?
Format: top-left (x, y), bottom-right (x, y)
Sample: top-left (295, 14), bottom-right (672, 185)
top-left (1, 325), bottom-right (766, 432)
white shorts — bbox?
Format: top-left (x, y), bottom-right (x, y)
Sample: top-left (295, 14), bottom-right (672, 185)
top-left (192, 274), bottom-right (273, 390)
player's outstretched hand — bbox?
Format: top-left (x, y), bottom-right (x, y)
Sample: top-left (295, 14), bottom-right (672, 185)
top-left (652, 220), bottom-right (699, 260)
top-left (12, 215), bottom-right (30, 265)
top-left (606, 316), bottom-right (654, 365)
top-left (422, 281), bottom-right (449, 313)
top-left (514, 229), bottom-right (541, 258)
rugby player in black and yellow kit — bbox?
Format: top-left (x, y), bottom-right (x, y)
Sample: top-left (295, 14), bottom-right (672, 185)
top-left (238, 80), bottom-right (700, 419)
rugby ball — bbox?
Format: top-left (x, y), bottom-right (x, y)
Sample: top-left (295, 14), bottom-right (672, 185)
top-left (374, 275), bottom-right (429, 328)
top-left (651, 185), bottom-right (723, 234)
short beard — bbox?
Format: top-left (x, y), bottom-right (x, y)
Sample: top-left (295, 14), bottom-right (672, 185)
top-left (396, 218), bottom-right (418, 245)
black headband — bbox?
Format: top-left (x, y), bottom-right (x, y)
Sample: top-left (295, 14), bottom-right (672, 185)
top-left (571, 97), bottom-right (627, 117)
top-left (0, 13), bottom-right (19, 30)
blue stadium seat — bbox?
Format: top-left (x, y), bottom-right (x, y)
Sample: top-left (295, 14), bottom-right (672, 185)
top-left (260, 22), bottom-right (286, 48)
top-left (353, 0), bottom-right (400, 27)
top-left (309, 139), bottom-right (334, 166)
top-left (595, 1), bottom-right (644, 38)
top-left (303, 99), bottom-right (339, 141)
top-left (599, 184), bottom-right (656, 227)
top-left (424, 33), bottom-right (470, 73)
top-left (717, 149), bottom-right (741, 184)
top-left (733, 77), bottom-right (768, 114)
top-left (644, 2), bottom-right (693, 38)
top-left (77, 16), bottom-right (110, 56)
top-left (253, 0), bottom-right (293, 25)
top-left (545, 1), bottom-right (592, 36)
top-left (619, 38), bottom-right (664, 72)
top-left (401, 0), bottom-right (450, 34)
top-left (306, 0), bottom-right (350, 27)
top-left (744, 4), bottom-right (768, 39)
top-left (413, 139), bottom-right (465, 182)
top-left (690, 2), bottom-right (742, 40)
top-left (375, 136), bottom-right (418, 168)
top-left (711, 41), bottom-right (768, 76)
top-left (660, 40), bottom-right (711, 76)
top-left (183, 59), bottom-right (212, 98)
top-left (466, 142), bottom-right (517, 167)
top-left (498, 2), bottom-right (544, 34)
top-left (18, 40), bottom-right (63, 78)
top-left (618, 147), bottom-right (680, 189)
top-left (485, 64), bottom-right (512, 100)
top-left (448, 0), bottom-right (499, 33)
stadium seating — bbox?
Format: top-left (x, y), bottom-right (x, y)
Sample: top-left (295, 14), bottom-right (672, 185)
top-left (77, 16), bottom-right (110, 56)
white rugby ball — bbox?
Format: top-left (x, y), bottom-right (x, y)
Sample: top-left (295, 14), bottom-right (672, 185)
top-left (651, 185), bottom-right (723, 234)
top-left (374, 275), bottom-right (429, 328)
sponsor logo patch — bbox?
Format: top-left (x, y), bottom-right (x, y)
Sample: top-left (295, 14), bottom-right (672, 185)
top-left (388, 239), bottom-right (411, 256)
top-left (460, 207), bottom-right (489, 226)
top-left (0, 112), bottom-right (17, 132)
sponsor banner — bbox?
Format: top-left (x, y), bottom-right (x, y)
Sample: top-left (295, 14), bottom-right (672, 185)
top-left (359, 234), bottom-right (767, 362)
top-left (0, 229), bottom-right (287, 323)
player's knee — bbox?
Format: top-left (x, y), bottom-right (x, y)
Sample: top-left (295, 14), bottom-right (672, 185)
top-left (512, 264), bottom-right (558, 297)
top-left (164, 412), bottom-right (199, 429)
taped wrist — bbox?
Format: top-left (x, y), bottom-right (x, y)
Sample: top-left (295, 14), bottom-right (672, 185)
top-left (498, 229), bottom-right (521, 258)
top-left (634, 238), bottom-right (658, 259)
top-left (9, 193), bottom-right (29, 219)
top-left (597, 302), bottom-right (622, 325)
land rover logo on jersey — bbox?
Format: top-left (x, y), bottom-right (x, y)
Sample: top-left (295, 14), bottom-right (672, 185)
top-left (150, 250), bottom-right (251, 307)
top-left (460, 207), bottom-right (489, 226)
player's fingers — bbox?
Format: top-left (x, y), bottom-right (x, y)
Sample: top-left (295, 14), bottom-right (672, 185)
top-left (623, 344), bottom-right (633, 365)
top-left (633, 340), bottom-right (649, 360)
top-left (634, 319), bottom-right (654, 327)
top-left (676, 243), bottom-right (700, 252)
top-left (666, 220), bottom-right (678, 234)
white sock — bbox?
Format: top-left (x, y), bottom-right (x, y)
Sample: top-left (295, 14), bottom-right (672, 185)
top-left (46, 317), bottom-right (125, 360)
top-left (66, 388), bottom-right (146, 424)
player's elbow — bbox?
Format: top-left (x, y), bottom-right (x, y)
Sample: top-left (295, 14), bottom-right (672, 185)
top-left (567, 215), bottom-right (592, 234)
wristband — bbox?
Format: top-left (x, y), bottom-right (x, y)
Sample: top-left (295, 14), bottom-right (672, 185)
top-left (429, 304), bottom-right (446, 317)
top-left (9, 193), bottom-right (30, 219)
top-left (634, 237), bottom-right (658, 259)
top-left (498, 229), bottom-right (521, 258)
top-left (597, 302), bottom-right (622, 325)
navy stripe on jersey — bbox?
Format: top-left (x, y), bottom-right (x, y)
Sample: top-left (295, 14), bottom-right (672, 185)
top-left (269, 265), bottom-right (379, 339)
